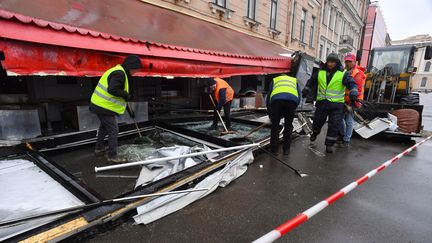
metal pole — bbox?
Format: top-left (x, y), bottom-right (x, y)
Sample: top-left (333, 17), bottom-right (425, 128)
top-left (0, 188), bottom-right (210, 227)
top-left (95, 143), bottom-right (260, 172)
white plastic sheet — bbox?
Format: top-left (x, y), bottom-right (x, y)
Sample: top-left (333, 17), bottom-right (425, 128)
top-left (0, 159), bottom-right (83, 241)
top-left (134, 145), bottom-right (204, 187)
top-left (133, 150), bottom-right (254, 224)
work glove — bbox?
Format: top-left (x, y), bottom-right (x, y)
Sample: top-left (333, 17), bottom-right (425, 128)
top-left (349, 94), bottom-right (358, 105)
top-left (301, 87), bottom-right (310, 99)
top-left (124, 94), bottom-right (132, 101)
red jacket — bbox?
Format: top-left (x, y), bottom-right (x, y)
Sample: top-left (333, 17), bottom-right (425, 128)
top-left (345, 65), bottom-right (366, 107)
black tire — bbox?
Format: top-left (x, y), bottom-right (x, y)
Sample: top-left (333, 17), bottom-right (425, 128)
top-left (400, 93), bottom-right (420, 105)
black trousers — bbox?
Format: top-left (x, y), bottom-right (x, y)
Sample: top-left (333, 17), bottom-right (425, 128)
top-left (312, 100), bottom-right (344, 146)
top-left (212, 101), bottom-right (232, 129)
top-left (270, 100), bottom-right (297, 151)
top-left (95, 114), bottom-right (119, 158)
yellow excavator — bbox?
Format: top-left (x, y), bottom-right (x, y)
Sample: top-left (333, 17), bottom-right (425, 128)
top-left (361, 45), bottom-right (432, 137)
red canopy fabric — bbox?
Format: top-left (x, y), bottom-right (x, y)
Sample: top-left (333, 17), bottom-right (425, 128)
top-left (0, 1), bottom-right (291, 77)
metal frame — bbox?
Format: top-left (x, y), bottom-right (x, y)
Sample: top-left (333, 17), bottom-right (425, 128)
top-left (5, 117), bottom-right (277, 242)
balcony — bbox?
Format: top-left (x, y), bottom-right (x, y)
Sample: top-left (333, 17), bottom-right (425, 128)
top-left (209, 2), bottom-right (234, 19)
top-left (339, 35), bottom-right (354, 53)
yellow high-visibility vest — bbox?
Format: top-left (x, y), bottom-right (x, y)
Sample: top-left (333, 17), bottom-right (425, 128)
top-left (270, 74), bottom-right (298, 100)
top-left (317, 70), bottom-right (345, 103)
top-left (90, 65), bottom-right (129, 114)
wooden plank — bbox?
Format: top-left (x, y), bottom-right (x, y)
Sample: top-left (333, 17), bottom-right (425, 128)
top-left (19, 217), bottom-right (88, 243)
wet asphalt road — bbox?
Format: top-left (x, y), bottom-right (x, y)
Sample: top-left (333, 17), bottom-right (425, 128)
top-left (87, 94), bottom-right (432, 243)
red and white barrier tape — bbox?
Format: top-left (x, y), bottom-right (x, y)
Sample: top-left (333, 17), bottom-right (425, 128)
top-left (253, 135), bottom-right (432, 243)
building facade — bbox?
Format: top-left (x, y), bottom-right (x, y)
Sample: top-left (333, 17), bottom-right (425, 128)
top-left (318, 0), bottom-right (368, 61)
top-left (392, 35), bottom-right (432, 91)
top-left (145, 0), bottom-right (291, 54)
top-left (360, 2), bottom-right (389, 67)
top-left (145, 0), bottom-right (368, 59)
top-left (287, 0), bottom-right (322, 57)
top-left (412, 46), bottom-right (432, 91)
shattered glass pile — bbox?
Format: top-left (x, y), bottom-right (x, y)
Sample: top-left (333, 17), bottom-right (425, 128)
top-left (173, 121), bottom-right (271, 141)
top-left (117, 130), bottom-right (200, 161)
top-left (106, 129), bottom-right (217, 186)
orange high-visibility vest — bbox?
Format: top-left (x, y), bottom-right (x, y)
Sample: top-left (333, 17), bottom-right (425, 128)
top-left (345, 66), bottom-right (365, 104)
top-left (214, 78), bottom-right (234, 103)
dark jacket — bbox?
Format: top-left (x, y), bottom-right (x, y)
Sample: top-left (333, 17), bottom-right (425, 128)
top-left (90, 55), bottom-right (142, 116)
top-left (216, 88), bottom-right (227, 110)
top-left (304, 60), bottom-right (358, 100)
top-left (90, 69), bottom-right (131, 116)
top-left (266, 75), bottom-right (301, 109)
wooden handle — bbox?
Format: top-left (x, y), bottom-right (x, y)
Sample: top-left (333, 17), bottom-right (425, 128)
top-left (208, 94), bottom-right (229, 133)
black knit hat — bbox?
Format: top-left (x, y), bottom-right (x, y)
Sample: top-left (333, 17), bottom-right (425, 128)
top-left (205, 79), bottom-right (216, 87)
top-left (122, 55), bottom-right (143, 70)
top-left (326, 53), bottom-right (340, 62)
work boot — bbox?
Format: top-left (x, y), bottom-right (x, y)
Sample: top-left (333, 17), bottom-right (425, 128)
top-left (340, 141), bottom-right (350, 148)
top-left (270, 146), bottom-right (279, 156)
top-left (106, 155), bottom-right (128, 164)
top-left (94, 148), bottom-right (105, 157)
top-left (282, 144), bottom-right (290, 155)
top-left (310, 133), bottom-right (318, 142)
top-left (326, 145), bottom-right (335, 153)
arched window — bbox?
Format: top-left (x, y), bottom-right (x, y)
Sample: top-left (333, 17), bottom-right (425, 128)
top-left (425, 61), bottom-right (431, 72)
top-left (421, 77), bottom-right (428, 87)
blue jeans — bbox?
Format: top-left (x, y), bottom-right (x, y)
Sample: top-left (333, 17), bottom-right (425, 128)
top-left (341, 110), bottom-right (354, 142)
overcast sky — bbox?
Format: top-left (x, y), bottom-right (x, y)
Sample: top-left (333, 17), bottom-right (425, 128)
top-left (378, 0), bottom-right (432, 40)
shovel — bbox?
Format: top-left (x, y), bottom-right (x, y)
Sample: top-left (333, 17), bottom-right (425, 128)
top-left (258, 146), bottom-right (308, 178)
top-left (127, 103), bottom-right (150, 144)
top-left (208, 94), bottom-right (236, 135)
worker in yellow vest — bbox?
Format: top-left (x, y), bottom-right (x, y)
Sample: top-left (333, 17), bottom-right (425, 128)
top-left (90, 55), bottom-right (143, 163)
top-left (266, 73), bottom-right (301, 155)
top-left (207, 78), bottom-right (234, 130)
top-left (302, 53), bottom-right (358, 153)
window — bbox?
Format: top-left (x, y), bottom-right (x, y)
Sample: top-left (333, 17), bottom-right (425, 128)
top-left (270, 0), bottom-right (278, 29)
top-left (425, 61), bottom-right (431, 72)
top-left (328, 7), bottom-right (334, 30)
top-left (300, 9), bottom-right (307, 43)
top-left (246, 0), bottom-right (256, 19)
top-left (291, 1), bottom-right (297, 39)
top-left (334, 14), bottom-right (338, 33)
top-left (310, 16), bottom-right (316, 47)
top-left (421, 77), bottom-right (428, 87)
top-left (342, 20), bottom-right (346, 35)
top-left (326, 47), bottom-right (330, 57)
top-left (319, 44), bottom-right (323, 59)
top-left (214, 0), bottom-right (226, 8)
top-left (322, 2), bottom-right (328, 25)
